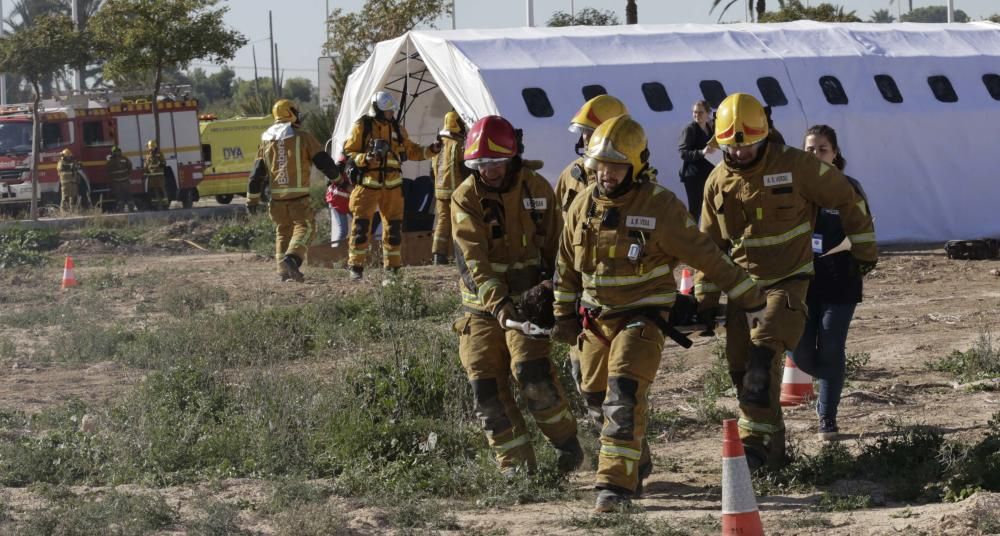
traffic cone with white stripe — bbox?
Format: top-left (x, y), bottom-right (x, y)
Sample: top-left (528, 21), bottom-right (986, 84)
top-left (780, 352), bottom-right (816, 407)
top-left (721, 418), bottom-right (764, 536)
top-left (61, 256), bottom-right (78, 289)
top-left (679, 268), bottom-right (693, 295)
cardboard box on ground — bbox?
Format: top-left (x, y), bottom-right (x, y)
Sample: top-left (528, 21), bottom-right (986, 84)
top-left (308, 175), bottom-right (436, 268)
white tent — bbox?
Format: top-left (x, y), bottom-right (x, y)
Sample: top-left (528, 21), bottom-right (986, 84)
top-left (333, 21), bottom-right (1000, 244)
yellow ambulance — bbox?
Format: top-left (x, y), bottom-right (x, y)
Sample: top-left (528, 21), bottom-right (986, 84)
top-left (197, 115), bottom-right (271, 204)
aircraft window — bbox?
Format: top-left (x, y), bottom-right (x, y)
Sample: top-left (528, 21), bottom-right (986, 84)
top-left (756, 77), bottom-right (788, 107)
top-left (819, 76), bottom-right (848, 105)
top-left (982, 74), bottom-right (1000, 101)
top-left (928, 75), bottom-right (958, 103)
top-left (699, 80), bottom-right (727, 109)
top-left (874, 75), bottom-right (903, 103)
top-left (641, 82), bottom-right (673, 112)
top-left (522, 87), bottom-right (554, 118)
top-left (582, 84), bottom-right (607, 101)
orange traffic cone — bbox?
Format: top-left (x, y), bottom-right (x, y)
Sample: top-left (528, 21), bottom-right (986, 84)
top-left (61, 256), bottom-right (78, 289)
top-left (780, 352), bottom-right (816, 407)
top-left (679, 268), bottom-right (693, 295)
top-left (721, 419), bottom-right (764, 536)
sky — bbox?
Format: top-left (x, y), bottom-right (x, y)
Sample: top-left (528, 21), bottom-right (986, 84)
top-left (215, 0), bottom-right (1000, 86)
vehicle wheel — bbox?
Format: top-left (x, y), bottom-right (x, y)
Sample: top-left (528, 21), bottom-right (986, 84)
top-left (181, 188), bottom-right (194, 209)
top-left (215, 194), bottom-right (233, 205)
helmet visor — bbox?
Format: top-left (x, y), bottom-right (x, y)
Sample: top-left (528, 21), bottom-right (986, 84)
top-left (584, 136), bottom-right (629, 166)
top-left (568, 123), bottom-right (595, 136)
top-left (465, 157), bottom-right (510, 171)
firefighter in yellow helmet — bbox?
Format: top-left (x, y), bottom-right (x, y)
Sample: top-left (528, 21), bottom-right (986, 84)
top-left (106, 145), bottom-right (135, 213)
top-left (343, 90), bottom-right (441, 281)
top-left (143, 139), bottom-right (169, 210)
top-left (695, 93), bottom-right (877, 471)
top-left (430, 111), bottom-right (468, 265)
top-left (248, 99), bottom-right (348, 282)
top-left (552, 114), bottom-right (767, 512)
top-left (451, 115), bottom-right (582, 476)
top-left (556, 95), bottom-right (629, 213)
top-left (58, 148), bottom-right (81, 212)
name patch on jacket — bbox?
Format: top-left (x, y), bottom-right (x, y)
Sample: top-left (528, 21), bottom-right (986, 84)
top-left (763, 172), bottom-right (793, 187)
top-left (625, 215), bottom-right (656, 230)
top-left (523, 198), bottom-right (547, 210)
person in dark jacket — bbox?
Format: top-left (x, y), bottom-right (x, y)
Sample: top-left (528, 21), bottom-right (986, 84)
top-left (677, 100), bottom-right (716, 221)
top-left (792, 124), bottom-right (872, 441)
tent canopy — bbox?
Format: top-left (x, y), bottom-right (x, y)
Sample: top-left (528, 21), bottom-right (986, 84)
top-left (333, 21), bottom-right (1000, 243)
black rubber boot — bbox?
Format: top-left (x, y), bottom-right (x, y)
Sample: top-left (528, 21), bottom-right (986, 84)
top-left (348, 265), bottom-right (363, 281)
top-left (432, 253), bottom-right (448, 266)
top-left (594, 488), bottom-right (632, 513)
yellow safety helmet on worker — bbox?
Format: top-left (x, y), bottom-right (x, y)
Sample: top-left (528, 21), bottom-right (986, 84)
top-left (714, 93), bottom-right (769, 149)
top-left (569, 95), bottom-right (628, 155)
top-left (147, 139), bottom-right (158, 150)
top-left (271, 99), bottom-right (301, 125)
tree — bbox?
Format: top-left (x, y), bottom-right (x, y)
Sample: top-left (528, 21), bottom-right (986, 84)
top-left (323, 0), bottom-right (449, 68)
top-left (548, 7), bottom-right (620, 27)
top-left (626, 0), bottom-right (637, 24)
top-left (900, 6), bottom-right (969, 23)
top-left (869, 9), bottom-right (895, 23)
top-left (989, 14), bottom-right (1000, 23)
top-left (89, 0), bottom-right (246, 150)
top-left (188, 66), bottom-right (235, 106)
top-left (283, 78), bottom-right (314, 105)
top-left (0, 13), bottom-right (88, 219)
top-left (759, 1), bottom-right (860, 22)
top-left (711, 0), bottom-right (783, 23)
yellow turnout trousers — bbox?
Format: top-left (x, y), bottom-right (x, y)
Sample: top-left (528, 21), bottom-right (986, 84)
top-left (348, 185), bottom-right (405, 269)
top-left (725, 278), bottom-right (809, 465)
top-left (578, 313), bottom-right (663, 493)
top-left (455, 314), bottom-right (578, 470)
top-left (432, 197), bottom-right (452, 258)
top-left (268, 195), bottom-right (315, 270)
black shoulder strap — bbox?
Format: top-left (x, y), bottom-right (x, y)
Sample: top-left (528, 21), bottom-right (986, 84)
top-left (391, 118), bottom-right (404, 145)
top-left (360, 116), bottom-right (373, 149)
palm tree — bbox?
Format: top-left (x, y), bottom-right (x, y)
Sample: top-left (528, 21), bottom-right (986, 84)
top-left (710, 0), bottom-right (786, 22)
top-left (869, 8), bottom-right (895, 23)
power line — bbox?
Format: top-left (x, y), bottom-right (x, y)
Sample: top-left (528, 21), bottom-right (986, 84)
top-left (190, 63), bottom-right (316, 73)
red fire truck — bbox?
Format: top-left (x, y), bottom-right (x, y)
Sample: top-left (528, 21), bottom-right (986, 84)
top-left (0, 94), bottom-right (204, 211)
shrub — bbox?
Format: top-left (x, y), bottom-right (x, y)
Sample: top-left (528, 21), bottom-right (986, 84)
top-left (80, 226), bottom-right (141, 246)
top-left (928, 331), bottom-right (1000, 382)
top-left (0, 227), bottom-right (59, 268)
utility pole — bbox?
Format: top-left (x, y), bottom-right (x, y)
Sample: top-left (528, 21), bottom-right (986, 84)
top-left (0, 0), bottom-right (6, 105)
top-left (571, 0), bottom-right (575, 20)
top-left (526, 0), bottom-right (534, 27)
top-left (451, 0), bottom-right (456, 30)
top-left (626, 0), bottom-right (637, 24)
top-left (71, 0), bottom-right (83, 93)
top-left (946, 0), bottom-right (954, 22)
top-left (269, 11), bottom-right (277, 98)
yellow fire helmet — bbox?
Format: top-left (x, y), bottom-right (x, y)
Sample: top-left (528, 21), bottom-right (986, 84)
top-left (271, 99), bottom-right (300, 124)
top-left (441, 111), bottom-right (465, 135)
top-left (584, 114), bottom-right (648, 173)
top-left (569, 94), bottom-right (628, 135)
top-left (147, 139), bottom-right (157, 150)
top-left (714, 93), bottom-right (769, 147)
top-left (61, 148), bottom-right (73, 157)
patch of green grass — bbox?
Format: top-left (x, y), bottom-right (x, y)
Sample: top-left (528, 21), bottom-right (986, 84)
top-left (265, 478), bottom-right (332, 514)
top-left (273, 503), bottom-right (353, 536)
top-left (685, 346), bottom-right (737, 426)
top-left (158, 281), bottom-right (229, 317)
top-left (80, 226), bottom-right (141, 247)
top-left (940, 412), bottom-right (1000, 501)
top-left (188, 497), bottom-right (249, 536)
top-left (845, 350), bottom-right (871, 379)
top-left (385, 500), bottom-right (459, 531)
top-left (814, 492), bottom-right (872, 512)
top-left (566, 507), bottom-right (687, 536)
top-left (16, 490), bottom-right (175, 536)
top-left (0, 227), bottom-right (59, 268)
top-left (783, 514), bottom-right (834, 529)
top-left (210, 216), bottom-right (273, 252)
top-left (928, 331), bottom-right (1000, 382)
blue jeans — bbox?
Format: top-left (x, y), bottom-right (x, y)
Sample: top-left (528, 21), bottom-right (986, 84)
top-left (791, 301), bottom-right (857, 420)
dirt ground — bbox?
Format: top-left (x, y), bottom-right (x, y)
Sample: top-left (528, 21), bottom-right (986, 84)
top-left (1, 240), bottom-right (999, 534)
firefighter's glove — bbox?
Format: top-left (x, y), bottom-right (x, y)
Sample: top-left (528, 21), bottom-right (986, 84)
top-left (495, 300), bottom-right (524, 330)
top-left (550, 316), bottom-right (582, 345)
top-left (853, 257), bottom-right (878, 277)
top-left (744, 300), bottom-right (767, 330)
